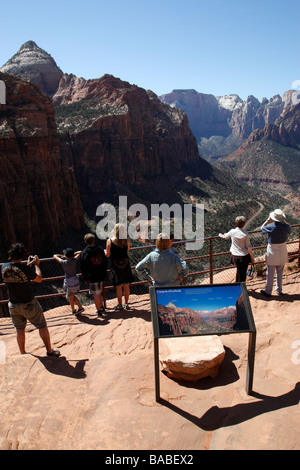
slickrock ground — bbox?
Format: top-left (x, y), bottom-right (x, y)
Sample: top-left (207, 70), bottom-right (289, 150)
top-left (0, 270), bottom-right (299, 450)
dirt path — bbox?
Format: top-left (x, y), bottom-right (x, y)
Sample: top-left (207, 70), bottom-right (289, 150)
top-left (244, 202), bottom-right (265, 230)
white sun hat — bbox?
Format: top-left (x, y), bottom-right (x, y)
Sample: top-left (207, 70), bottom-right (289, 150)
top-left (269, 209), bottom-right (286, 222)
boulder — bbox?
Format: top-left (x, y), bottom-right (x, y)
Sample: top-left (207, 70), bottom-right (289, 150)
top-left (159, 335), bottom-right (225, 382)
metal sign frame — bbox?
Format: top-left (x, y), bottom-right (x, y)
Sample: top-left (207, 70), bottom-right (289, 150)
top-left (149, 282), bottom-right (256, 401)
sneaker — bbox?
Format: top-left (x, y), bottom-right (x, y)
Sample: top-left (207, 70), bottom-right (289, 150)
top-left (123, 303), bottom-right (130, 310)
top-left (47, 349), bottom-right (61, 357)
top-left (76, 307), bottom-right (85, 315)
top-left (260, 290), bottom-right (271, 297)
top-left (97, 306), bottom-right (106, 318)
top-left (114, 304), bottom-right (123, 311)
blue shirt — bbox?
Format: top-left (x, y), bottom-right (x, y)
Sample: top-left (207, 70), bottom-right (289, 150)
top-left (135, 249), bottom-right (188, 287)
top-left (262, 222), bottom-right (291, 244)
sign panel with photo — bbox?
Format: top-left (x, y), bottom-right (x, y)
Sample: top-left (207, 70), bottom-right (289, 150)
top-left (150, 283), bottom-right (255, 339)
top-left (149, 283), bottom-right (256, 399)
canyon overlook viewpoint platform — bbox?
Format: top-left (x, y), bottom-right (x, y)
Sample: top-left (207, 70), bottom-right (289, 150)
top-left (0, 257), bottom-right (299, 450)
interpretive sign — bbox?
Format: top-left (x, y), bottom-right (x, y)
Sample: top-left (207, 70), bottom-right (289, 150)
top-left (150, 283), bottom-right (256, 400)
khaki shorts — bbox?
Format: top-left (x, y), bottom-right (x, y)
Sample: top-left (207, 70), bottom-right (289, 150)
top-left (8, 298), bottom-right (47, 331)
top-left (89, 281), bottom-right (103, 296)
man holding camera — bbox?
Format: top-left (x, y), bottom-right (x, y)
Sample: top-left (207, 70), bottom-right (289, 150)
top-left (1, 243), bottom-right (60, 357)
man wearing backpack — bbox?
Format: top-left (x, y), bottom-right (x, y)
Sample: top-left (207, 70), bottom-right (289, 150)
top-left (80, 234), bottom-right (107, 317)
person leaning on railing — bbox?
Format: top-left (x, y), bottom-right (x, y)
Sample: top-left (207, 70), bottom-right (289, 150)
top-left (135, 233), bottom-right (189, 287)
top-left (219, 216), bottom-right (255, 283)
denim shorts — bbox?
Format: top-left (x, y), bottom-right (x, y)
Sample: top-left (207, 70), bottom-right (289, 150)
top-left (63, 275), bottom-right (80, 298)
top-left (8, 298), bottom-right (47, 330)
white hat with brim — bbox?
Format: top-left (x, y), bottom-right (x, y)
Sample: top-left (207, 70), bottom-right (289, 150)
top-left (270, 209), bottom-right (286, 222)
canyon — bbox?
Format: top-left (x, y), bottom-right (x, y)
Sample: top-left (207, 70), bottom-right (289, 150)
top-left (0, 40), bottom-right (298, 262)
top-left (160, 88), bottom-right (300, 160)
top-left (215, 103), bottom-right (300, 218)
top-left (160, 77), bottom-right (300, 221)
top-left (0, 41), bottom-right (204, 217)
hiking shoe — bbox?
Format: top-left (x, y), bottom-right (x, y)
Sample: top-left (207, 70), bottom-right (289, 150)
top-left (97, 307), bottom-right (106, 318)
top-left (260, 290), bottom-right (271, 297)
top-left (114, 304), bottom-right (123, 311)
top-left (76, 307), bottom-right (85, 315)
top-left (47, 349), bottom-right (61, 357)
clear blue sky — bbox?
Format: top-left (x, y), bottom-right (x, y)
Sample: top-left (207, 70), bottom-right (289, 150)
top-left (1, 0), bottom-right (299, 100)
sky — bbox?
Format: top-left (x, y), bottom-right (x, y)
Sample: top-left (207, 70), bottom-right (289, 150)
top-left (1, 0), bottom-right (299, 101)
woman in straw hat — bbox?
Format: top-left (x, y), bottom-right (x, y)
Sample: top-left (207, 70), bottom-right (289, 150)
top-left (260, 209), bottom-right (291, 297)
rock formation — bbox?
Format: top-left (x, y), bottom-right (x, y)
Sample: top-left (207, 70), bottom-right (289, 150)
top-left (1, 41), bottom-right (63, 97)
top-left (0, 72), bottom-right (84, 258)
top-left (55, 75), bottom-right (201, 213)
top-left (160, 89), bottom-right (300, 159)
top-left (0, 42), bottom-right (277, 247)
top-left (248, 102), bottom-right (300, 148)
top-left (216, 103), bottom-right (300, 194)
top-left (1, 42), bottom-right (205, 216)
top-left (159, 335), bottom-right (226, 381)
top-left (1, 276), bottom-right (300, 450)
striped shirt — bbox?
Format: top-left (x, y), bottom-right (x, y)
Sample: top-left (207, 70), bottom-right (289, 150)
top-left (262, 222), bottom-right (291, 244)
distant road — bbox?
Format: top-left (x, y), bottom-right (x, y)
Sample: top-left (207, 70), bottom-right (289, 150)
top-left (244, 202), bottom-right (265, 230)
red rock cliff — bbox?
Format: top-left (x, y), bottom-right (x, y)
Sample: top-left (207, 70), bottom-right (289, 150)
top-left (54, 74), bottom-right (201, 212)
top-left (0, 72), bottom-right (84, 257)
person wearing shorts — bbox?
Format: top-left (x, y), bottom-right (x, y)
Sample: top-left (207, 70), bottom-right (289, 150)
top-left (53, 248), bottom-right (84, 315)
top-left (89, 281), bottom-right (104, 297)
top-left (80, 234), bottom-right (107, 318)
top-left (1, 243), bottom-right (60, 357)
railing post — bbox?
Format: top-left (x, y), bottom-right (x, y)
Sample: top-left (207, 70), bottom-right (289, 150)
top-left (209, 237), bottom-right (213, 284)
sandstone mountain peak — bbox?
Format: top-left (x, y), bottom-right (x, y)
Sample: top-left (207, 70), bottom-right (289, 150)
top-left (1, 41), bottom-right (63, 96)
top-left (19, 40), bottom-right (40, 51)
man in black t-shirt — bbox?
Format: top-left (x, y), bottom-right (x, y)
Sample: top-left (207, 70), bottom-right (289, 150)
top-left (1, 243), bottom-right (60, 357)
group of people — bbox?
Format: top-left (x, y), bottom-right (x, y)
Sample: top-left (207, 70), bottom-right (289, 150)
top-left (219, 208), bottom-right (291, 296)
top-left (53, 227), bottom-right (189, 318)
top-left (1, 209), bottom-right (292, 357)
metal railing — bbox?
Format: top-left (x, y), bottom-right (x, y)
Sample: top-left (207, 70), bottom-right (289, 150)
top-left (0, 224), bottom-right (299, 316)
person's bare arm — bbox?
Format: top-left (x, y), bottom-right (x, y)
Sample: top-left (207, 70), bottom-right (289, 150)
top-left (105, 239), bottom-right (111, 257)
top-left (28, 255), bottom-right (42, 283)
